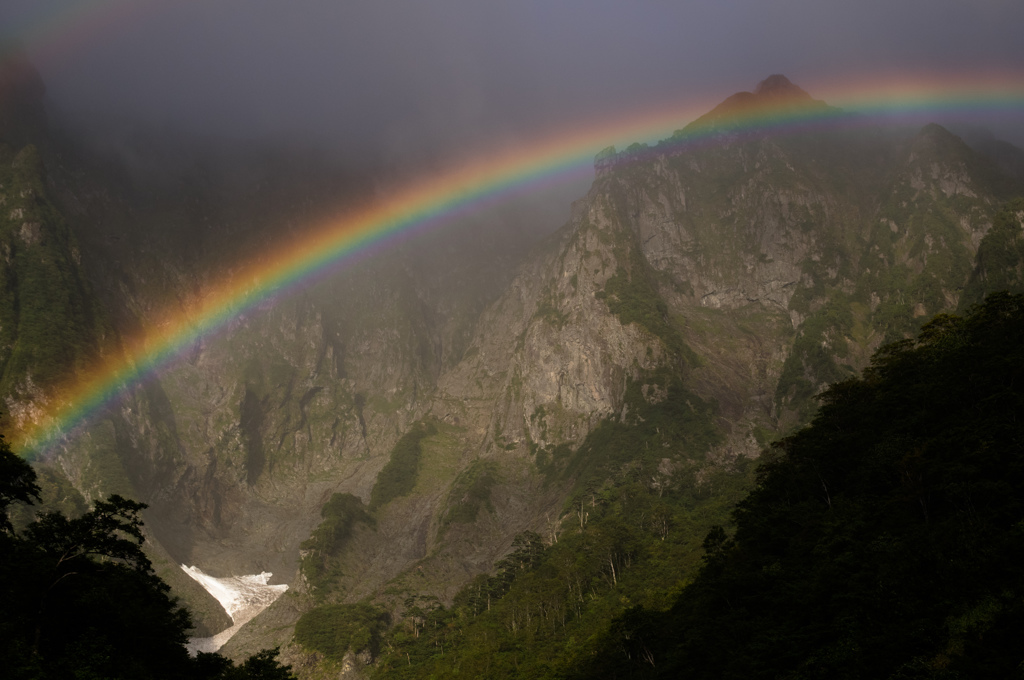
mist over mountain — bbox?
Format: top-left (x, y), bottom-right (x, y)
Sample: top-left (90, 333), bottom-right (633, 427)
top-left (0, 48), bottom-right (48, 148)
top-left (1, 59), bottom-right (1022, 679)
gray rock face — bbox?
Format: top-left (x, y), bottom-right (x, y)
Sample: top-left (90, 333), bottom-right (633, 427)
top-left (437, 191), bottom-right (664, 453)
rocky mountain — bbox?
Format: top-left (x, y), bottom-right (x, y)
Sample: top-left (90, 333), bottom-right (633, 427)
top-left (2, 69), bottom-right (1022, 676)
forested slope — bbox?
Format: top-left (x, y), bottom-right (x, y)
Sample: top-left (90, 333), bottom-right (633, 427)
top-left (573, 291), bottom-right (1024, 678)
top-left (351, 292), bottom-right (1024, 679)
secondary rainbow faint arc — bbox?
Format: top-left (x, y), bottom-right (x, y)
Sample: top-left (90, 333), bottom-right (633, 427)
top-left (0, 0), bottom-right (152, 65)
top-left (16, 74), bottom-right (1024, 458)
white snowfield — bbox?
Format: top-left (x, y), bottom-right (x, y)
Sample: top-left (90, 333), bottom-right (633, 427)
top-left (181, 565), bottom-right (289, 655)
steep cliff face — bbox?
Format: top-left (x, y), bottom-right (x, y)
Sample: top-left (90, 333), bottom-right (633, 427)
top-left (435, 85), bottom-right (1013, 470)
top-left (0, 141), bottom-right (110, 442)
top-left (436, 193), bottom-right (666, 453)
top-left (5, 75), bottom-right (1022, 669)
top-left (575, 87), bottom-right (1013, 430)
top-left (32, 129), bottom-right (543, 640)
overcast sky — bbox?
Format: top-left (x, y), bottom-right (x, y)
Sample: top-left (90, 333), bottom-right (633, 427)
top-left (2, 0), bottom-right (1023, 169)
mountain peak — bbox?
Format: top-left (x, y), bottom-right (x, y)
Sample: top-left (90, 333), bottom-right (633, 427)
top-left (753, 74), bottom-right (811, 101)
top-left (684, 75), bottom-right (826, 132)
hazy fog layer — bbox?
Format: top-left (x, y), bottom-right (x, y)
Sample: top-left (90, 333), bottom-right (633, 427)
top-left (2, 0), bottom-right (1023, 166)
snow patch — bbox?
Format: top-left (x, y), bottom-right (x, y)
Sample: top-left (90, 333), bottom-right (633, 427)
top-left (181, 565), bottom-right (288, 655)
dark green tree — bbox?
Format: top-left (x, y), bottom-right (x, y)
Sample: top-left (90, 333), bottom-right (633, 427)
top-left (194, 648), bottom-right (296, 680)
top-left (0, 440), bottom-right (296, 679)
top-left (0, 434), bottom-right (39, 535)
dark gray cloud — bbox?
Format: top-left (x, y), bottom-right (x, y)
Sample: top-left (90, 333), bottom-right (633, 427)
top-left (2, 0), bottom-right (1023, 162)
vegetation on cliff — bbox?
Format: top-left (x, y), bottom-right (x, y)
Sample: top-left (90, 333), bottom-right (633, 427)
top-left (369, 420), bottom-right (439, 511)
top-left (363, 367), bottom-right (747, 678)
top-left (961, 197), bottom-right (1024, 308)
top-left (300, 492), bottom-right (375, 600)
top-left (0, 143), bottom-right (109, 424)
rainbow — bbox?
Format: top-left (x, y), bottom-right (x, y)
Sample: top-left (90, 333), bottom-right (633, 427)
top-left (10, 71), bottom-right (1024, 457)
top-left (14, 73), bottom-right (1024, 456)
